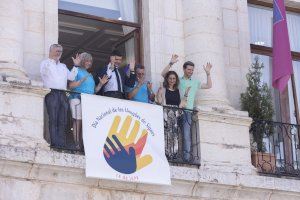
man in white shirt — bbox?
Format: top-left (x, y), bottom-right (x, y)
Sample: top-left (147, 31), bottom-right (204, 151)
top-left (40, 44), bottom-right (76, 147)
top-left (94, 50), bottom-right (136, 99)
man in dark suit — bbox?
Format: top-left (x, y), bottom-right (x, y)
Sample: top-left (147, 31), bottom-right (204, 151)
top-left (94, 50), bottom-right (136, 99)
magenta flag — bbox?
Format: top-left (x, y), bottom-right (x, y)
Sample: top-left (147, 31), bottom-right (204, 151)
top-left (272, 0), bottom-right (293, 92)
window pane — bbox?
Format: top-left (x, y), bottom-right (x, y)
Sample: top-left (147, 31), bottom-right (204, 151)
top-left (251, 54), bottom-right (280, 121)
top-left (59, 0), bottom-right (138, 23)
top-left (292, 61), bottom-right (300, 123)
top-left (251, 54), bottom-right (300, 124)
top-left (248, 5), bottom-right (300, 52)
top-left (249, 6), bottom-right (273, 47)
top-left (287, 14), bottom-right (300, 52)
top-left (251, 54), bottom-right (271, 85)
top-left (58, 13), bottom-right (137, 71)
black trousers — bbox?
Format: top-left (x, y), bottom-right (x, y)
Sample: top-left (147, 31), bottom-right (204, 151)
top-left (45, 90), bottom-right (68, 147)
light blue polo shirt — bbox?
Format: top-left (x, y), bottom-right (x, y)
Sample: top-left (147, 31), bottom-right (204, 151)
top-left (70, 67), bottom-right (95, 99)
top-left (179, 77), bottom-right (200, 109)
top-left (126, 82), bottom-right (149, 103)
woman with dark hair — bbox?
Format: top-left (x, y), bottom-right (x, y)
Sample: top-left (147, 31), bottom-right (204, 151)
top-left (156, 68), bottom-right (190, 107)
top-left (156, 71), bottom-right (186, 107)
top-left (156, 57), bottom-right (190, 160)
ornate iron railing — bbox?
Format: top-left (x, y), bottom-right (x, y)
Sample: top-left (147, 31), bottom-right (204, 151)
top-left (44, 89), bottom-right (200, 166)
top-left (251, 120), bottom-right (300, 177)
top-left (162, 106), bottom-right (200, 166)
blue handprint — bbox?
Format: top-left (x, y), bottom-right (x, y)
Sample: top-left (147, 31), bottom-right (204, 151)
top-left (103, 135), bottom-right (137, 174)
top-left (103, 115), bottom-right (153, 174)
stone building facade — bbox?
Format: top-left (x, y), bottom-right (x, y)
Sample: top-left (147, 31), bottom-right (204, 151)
top-left (1, 0), bottom-right (300, 199)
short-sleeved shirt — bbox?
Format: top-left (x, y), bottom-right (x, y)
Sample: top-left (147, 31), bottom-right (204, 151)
top-left (179, 77), bottom-right (200, 109)
top-left (126, 81), bottom-right (149, 103)
top-left (70, 67), bottom-right (95, 99)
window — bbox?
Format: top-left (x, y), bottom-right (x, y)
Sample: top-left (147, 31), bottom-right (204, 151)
top-left (59, 0), bottom-right (138, 23)
top-left (58, 0), bottom-right (141, 74)
top-left (248, 3), bottom-right (300, 124)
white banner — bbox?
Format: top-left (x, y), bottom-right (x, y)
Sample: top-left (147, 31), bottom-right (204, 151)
top-left (81, 94), bottom-right (171, 185)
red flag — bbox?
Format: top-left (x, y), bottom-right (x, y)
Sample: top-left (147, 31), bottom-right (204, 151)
top-left (272, 0), bottom-right (293, 92)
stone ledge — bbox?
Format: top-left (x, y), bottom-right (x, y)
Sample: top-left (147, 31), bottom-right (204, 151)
top-left (1, 144), bottom-right (300, 197)
top-left (197, 105), bottom-right (252, 127)
top-left (0, 81), bottom-right (49, 97)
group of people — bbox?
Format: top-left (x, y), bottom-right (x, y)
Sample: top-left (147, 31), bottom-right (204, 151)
top-left (40, 44), bottom-right (212, 161)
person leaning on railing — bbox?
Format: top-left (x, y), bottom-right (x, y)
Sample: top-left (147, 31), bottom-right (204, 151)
top-left (160, 54), bottom-right (213, 161)
top-left (40, 44), bottom-right (77, 148)
top-left (68, 52), bottom-right (108, 149)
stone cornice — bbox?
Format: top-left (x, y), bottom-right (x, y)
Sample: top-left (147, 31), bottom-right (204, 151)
top-left (196, 106), bottom-right (252, 127)
top-left (0, 81), bottom-right (49, 97)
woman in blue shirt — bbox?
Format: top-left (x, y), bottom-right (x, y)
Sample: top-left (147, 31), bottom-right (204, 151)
top-left (69, 52), bottom-right (108, 149)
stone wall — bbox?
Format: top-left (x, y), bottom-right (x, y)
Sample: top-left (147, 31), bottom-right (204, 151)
top-left (1, 0), bottom-right (300, 199)
top-left (222, 0), bottom-right (251, 109)
top-left (2, 144), bottom-right (300, 200)
top-left (23, 0), bottom-right (58, 81)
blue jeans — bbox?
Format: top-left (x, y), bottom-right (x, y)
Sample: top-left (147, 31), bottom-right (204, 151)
top-left (45, 90), bottom-right (68, 147)
top-left (180, 111), bottom-right (192, 161)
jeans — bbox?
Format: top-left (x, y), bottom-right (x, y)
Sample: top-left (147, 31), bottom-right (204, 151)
top-left (45, 90), bottom-right (68, 147)
top-left (180, 111), bottom-right (192, 161)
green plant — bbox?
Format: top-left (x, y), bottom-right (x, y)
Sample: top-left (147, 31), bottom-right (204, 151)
top-left (240, 56), bottom-right (274, 152)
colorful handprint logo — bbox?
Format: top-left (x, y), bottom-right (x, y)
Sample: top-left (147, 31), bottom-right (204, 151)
top-left (103, 115), bottom-right (153, 174)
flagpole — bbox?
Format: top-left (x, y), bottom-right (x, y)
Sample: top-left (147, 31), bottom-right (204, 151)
top-left (291, 74), bottom-right (300, 148)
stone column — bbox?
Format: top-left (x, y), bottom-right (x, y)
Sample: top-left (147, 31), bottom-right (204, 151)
top-left (183, 0), bottom-right (229, 108)
top-left (0, 0), bottom-right (28, 82)
top-left (183, 0), bottom-right (254, 174)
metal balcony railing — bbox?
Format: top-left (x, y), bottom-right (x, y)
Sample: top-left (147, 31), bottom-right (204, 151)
top-left (44, 89), bottom-right (200, 166)
top-left (251, 120), bottom-right (300, 177)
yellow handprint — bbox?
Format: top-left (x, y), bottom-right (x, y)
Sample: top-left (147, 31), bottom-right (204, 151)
top-left (103, 115), bottom-right (153, 174)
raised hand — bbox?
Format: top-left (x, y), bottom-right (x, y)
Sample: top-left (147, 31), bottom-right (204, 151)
top-left (103, 115), bottom-right (153, 174)
top-left (170, 54), bottom-right (179, 65)
top-left (72, 53), bottom-right (81, 66)
top-left (147, 82), bottom-right (152, 91)
top-left (157, 86), bottom-right (163, 95)
top-left (99, 74), bottom-right (109, 85)
top-left (203, 62), bottom-right (212, 75)
top-left (110, 56), bottom-right (116, 69)
top-left (129, 59), bottom-right (136, 72)
top-left (137, 76), bottom-right (144, 87)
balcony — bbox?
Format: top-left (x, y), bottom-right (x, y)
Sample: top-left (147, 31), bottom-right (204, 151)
top-left (251, 119), bottom-right (300, 177)
top-left (44, 90), bottom-right (200, 166)
top-left (4, 84), bottom-right (300, 199)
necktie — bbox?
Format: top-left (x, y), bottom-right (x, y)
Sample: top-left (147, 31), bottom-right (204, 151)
top-left (114, 68), bottom-right (123, 93)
